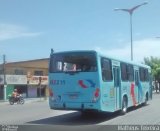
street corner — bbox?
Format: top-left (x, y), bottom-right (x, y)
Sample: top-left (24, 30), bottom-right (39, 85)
top-left (24, 98), bottom-right (49, 104)
top-left (0, 100), bottom-right (9, 106)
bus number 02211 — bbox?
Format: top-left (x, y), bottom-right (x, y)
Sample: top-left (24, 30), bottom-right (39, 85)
top-left (50, 80), bottom-right (66, 85)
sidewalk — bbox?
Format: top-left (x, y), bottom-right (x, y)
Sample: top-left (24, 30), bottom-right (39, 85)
top-left (0, 97), bottom-right (48, 106)
top-left (152, 90), bottom-right (160, 94)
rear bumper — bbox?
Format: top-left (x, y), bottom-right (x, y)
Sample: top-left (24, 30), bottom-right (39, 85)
top-left (49, 100), bottom-right (99, 111)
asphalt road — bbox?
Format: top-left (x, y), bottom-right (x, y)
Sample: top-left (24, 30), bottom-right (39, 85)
top-left (0, 93), bottom-right (160, 125)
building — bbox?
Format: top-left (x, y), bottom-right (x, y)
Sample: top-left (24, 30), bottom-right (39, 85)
top-left (0, 58), bottom-right (49, 100)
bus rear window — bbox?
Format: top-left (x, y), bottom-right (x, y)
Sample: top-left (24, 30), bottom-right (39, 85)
top-left (49, 52), bottom-right (97, 73)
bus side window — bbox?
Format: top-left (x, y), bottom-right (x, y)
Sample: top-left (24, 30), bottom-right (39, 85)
top-left (135, 71), bottom-right (139, 86)
top-left (121, 62), bottom-right (128, 81)
top-left (101, 58), bottom-right (113, 81)
top-left (127, 64), bottom-right (134, 81)
top-left (56, 61), bottom-right (63, 71)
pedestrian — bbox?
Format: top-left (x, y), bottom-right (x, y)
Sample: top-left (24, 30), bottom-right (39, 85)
top-left (155, 81), bottom-right (158, 93)
top-left (159, 82), bottom-right (160, 93)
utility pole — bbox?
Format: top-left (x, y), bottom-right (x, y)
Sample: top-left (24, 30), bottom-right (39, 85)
top-left (3, 55), bottom-right (7, 101)
top-left (39, 76), bottom-right (42, 101)
top-left (114, 2), bottom-right (148, 61)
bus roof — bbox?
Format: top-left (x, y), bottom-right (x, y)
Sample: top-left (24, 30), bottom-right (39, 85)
top-left (51, 50), bottom-right (150, 69)
top-left (96, 51), bottom-right (150, 69)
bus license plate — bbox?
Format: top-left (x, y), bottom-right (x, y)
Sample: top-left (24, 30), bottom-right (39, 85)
top-left (69, 94), bottom-right (78, 99)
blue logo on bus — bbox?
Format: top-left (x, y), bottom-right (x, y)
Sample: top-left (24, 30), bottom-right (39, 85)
top-left (78, 79), bottom-right (96, 88)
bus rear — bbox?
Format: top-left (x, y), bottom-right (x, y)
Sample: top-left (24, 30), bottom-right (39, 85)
top-left (49, 51), bottom-right (101, 111)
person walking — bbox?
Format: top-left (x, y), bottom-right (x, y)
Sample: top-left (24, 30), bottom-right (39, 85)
top-left (155, 81), bottom-right (158, 93)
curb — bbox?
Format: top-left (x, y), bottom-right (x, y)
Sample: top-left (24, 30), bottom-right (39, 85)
top-left (0, 98), bottom-right (48, 106)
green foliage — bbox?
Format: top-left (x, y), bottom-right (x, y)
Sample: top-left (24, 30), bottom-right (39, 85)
top-left (144, 56), bottom-right (160, 81)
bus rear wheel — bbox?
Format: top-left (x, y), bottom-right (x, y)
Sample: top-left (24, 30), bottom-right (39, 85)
top-left (143, 93), bottom-right (148, 106)
top-left (121, 97), bottom-right (127, 115)
top-left (80, 110), bottom-right (96, 116)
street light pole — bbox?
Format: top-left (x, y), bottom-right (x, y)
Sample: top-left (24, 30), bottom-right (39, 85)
top-left (114, 2), bottom-right (148, 61)
top-left (39, 76), bottom-right (42, 101)
top-left (130, 13), bottom-right (133, 61)
top-left (3, 54), bottom-right (7, 100)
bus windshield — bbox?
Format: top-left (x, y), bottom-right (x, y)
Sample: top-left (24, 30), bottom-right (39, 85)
top-left (49, 52), bottom-right (97, 73)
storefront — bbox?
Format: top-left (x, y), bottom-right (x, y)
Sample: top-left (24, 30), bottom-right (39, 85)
top-left (0, 75), bottom-right (4, 100)
top-left (27, 85), bottom-right (38, 98)
top-left (0, 85), bottom-right (4, 100)
top-left (28, 76), bottom-right (48, 98)
top-left (6, 75), bottom-right (27, 98)
top-left (0, 75), bottom-right (48, 100)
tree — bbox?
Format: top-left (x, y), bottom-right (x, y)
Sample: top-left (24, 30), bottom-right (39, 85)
top-left (144, 56), bottom-right (160, 91)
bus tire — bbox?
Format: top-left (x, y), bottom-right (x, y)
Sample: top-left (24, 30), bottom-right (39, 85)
top-left (121, 96), bottom-right (127, 115)
top-left (143, 93), bottom-right (148, 106)
top-left (81, 109), bottom-right (97, 116)
top-left (80, 110), bottom-right (93, 116)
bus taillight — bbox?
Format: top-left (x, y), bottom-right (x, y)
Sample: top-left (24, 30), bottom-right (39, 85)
top-left (92, 88), bottom-right (100, 102)
top-left (49, 88), bottom-right (53, 97)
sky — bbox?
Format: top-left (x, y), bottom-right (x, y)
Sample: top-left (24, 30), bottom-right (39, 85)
top-left (0, 0), bottom-right (160, 64)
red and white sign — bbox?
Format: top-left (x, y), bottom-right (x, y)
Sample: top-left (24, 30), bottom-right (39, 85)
top-left (29, 76), bottom-right (48, 85)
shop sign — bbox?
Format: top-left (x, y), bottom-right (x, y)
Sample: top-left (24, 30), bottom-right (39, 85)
top-left (6, 75), bottom-right (27, 84)
top-left (29, 76), bottom-right (48, 85)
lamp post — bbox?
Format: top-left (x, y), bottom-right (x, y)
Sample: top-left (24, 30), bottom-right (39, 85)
top-left (114, 2), bottom-right (148, 61)
top-left (39, 76), bottom-right (42, 101)
top-left (3, 54), bottom-right (7, 100)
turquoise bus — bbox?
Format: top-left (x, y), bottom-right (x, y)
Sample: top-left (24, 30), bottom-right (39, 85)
top-left (49, 50), bottom-right (152, 114)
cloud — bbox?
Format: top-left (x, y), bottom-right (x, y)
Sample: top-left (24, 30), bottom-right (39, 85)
top-left (94, 38), bottom-right (160, 63)
top-left (0, 24), bottom-right (42, 41)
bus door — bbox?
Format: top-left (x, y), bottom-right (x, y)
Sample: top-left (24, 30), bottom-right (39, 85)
top-left (113, 66), bottom-right (121, 110)
top-left (135, 70), bottom-right (140, 103)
